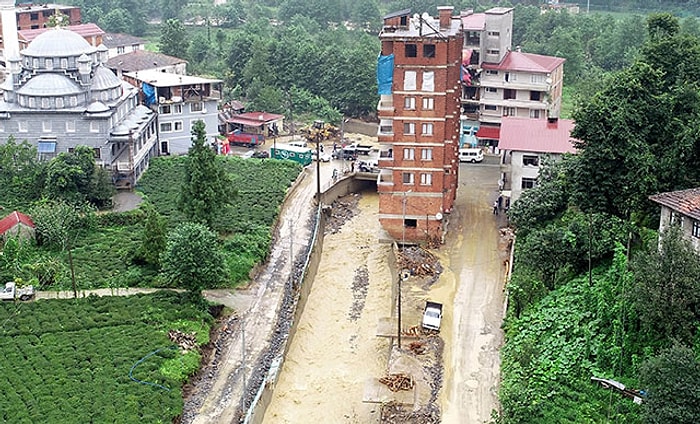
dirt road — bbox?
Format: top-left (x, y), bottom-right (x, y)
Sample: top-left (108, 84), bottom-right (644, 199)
top-left (441, 158), bottom-right (507, 423)
top-left (183, 156), bottom-right (339, 423)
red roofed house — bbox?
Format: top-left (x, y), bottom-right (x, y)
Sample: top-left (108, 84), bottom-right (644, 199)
top-left (460, 7), bottom-right (566, 150)
top-left (225, 111), bottom-right (284, 138)
top-left (0, 211), bottom-right (35, 242)
top-left (650, 188), bottom-right (700, 253)
top-left (498, 116), bottom-right (576, 203)
top-left (18, 23), bottom-right (104, 50)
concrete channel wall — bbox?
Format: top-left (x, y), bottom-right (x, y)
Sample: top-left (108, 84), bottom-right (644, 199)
top-left (245, 175), bottom-right (376, 424)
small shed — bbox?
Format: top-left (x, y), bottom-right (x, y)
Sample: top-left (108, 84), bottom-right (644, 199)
top-left (0, 211), bottom-right (36, 242)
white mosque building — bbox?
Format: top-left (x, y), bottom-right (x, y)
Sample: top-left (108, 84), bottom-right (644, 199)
top-left (0, 7), bottom-right (157, 187)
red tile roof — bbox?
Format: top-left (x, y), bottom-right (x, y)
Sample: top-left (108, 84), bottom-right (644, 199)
top-left (19, 23), bottom-right (105, 42)
top-left (483, 50), bottom-right (566, 73)
top-left (476, 126), bottom-right (500, 140)
top-left (650, 188), bottom-right (700, 221)
top-left (460, 12), bottom-right (485, 30)
top-left (498, 117), bottom-right (577, 154)
top-left (227, 112), bottom-right (284, 126)
top-left (0, 211), bottom-right (35, 235)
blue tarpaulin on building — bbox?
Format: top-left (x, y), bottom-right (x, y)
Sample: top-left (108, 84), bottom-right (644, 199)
top-left (142, 83), bottom-right (156, 106)
top-left (377, 54), bottom-right (394, 95)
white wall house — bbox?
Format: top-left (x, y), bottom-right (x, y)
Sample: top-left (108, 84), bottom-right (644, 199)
top-left (650, 188), bottom-right (700, 253)
top-left (123, 70), bottom-right (222, 155)
top-left (498, 116), bottom-right (576, 203)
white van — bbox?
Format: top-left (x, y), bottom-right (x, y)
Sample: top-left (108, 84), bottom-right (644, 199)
top-left (459, 148), bottom-right (484, 163)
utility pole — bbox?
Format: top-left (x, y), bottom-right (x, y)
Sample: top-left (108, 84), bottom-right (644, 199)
top-left (397, 271), bottom-right (402, 348)
top-left (398, 191), bottom-right (411, 348)
top-left (241, 316), bottom-right (246, 390)
top-left (316, 132), bottom-right (321, 202)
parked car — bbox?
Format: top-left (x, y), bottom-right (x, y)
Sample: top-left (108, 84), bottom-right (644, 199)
top-left (312, 150), bottom-right (332, 162)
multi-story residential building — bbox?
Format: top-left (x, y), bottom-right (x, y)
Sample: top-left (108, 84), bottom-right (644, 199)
top-left (497, 116), bottom-right (576, 203)
top-left (123, 70), bottom-right (222, 155)
top-left (460, 7), bottom-right (565, 148)
top-left (0, 27), bottom-right (158, 187)
top-left (376, 7), bottom-right (462, 242)
top-left (101, 32), bottom-right (146, 59)
top-left (650, 188), bottom-right (700, 253)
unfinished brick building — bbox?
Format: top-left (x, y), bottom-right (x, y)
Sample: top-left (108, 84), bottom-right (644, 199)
top-left (376, 7), bottom-right (463, 243)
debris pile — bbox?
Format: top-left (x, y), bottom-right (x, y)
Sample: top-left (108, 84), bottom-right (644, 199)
top-left (396, 247), bottom-right (442, 278)
top-left (348, 266), bottom-right (369, 321)
top-left (168, 330), bottom-right (198, 352)
top-left (401, 325), bottom-right (422, 337)
top-left (379, 373), bottom-right (415, 392)
top-left (324, 194), bottom-right (360, 234)
top-left (408, 341), bottom-right (426, 355)
top-left (380, 402), bottom-right (441, 424)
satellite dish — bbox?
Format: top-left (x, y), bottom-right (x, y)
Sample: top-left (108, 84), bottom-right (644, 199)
top-left (435, 212), bottom-right (443, 221)
top-left (400, 269), bottom-right (411, 281)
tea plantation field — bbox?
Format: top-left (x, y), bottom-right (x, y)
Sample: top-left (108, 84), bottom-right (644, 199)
top-left (0, 291), bottom-right (212, 423)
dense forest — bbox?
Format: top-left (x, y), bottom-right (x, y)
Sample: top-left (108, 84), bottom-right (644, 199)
top-left (56, 0), bottom-right (700, 124)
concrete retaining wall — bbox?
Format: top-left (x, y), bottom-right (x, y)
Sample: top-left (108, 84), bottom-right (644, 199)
top-left (245, 175), bottom-right (376, 424)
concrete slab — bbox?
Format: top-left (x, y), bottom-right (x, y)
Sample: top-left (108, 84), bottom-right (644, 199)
top-left (362, 378), bottom-right (415, 405)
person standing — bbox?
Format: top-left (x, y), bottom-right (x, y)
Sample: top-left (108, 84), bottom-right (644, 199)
top-left (493, 201), bottom-right (499, 215)
top-left (497, 194), bottom-right (503, 211)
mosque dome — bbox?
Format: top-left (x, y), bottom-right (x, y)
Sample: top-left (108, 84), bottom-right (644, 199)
top-left (23, 27), bottom-right (96, 58)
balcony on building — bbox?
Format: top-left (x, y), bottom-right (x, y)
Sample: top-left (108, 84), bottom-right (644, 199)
top-left (378, 118), bottom-right (394, 137)
top-left (378, 145), bottom-right (394, 165)
top-left (377, 94), bottom-right (394, 112)
top-left (377, 168), bottom-right (393, 189)
top-left (464, 32), bottom-right (480, 48)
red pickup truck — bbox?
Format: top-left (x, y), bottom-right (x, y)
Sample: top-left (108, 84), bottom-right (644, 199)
top-left (227, 131), bottom-right (265, 148)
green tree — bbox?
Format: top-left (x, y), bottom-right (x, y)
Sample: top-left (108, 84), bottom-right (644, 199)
top-left (159, 19), bottom-right (189, 57)
top-left (160, 222), bottom-right (227, 301)
top-left (630, 225), bottom-right (700, 347)
top-left (178, 120), bottom-right (234, 229)
top-left (98, 8), bottom-right (132, 33)
top-left (30, 200), bottom-right (95, 250)
top-left (140, 203), bottom-right (167, 267)
top-left (161, 0), bottom-right (189, 21)
top-left (508, 157), bottom-right (572, 234)
top-left (639, 344), bottom-right (700, 424)
top-left (0, 136), bottom-right (43, 208)
top-left (44, 146), bottom-right (96, 204)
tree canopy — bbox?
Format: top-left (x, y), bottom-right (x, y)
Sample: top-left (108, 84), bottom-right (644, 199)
top-left (178, 120), bottom-right (235, 229)
top-left (160, 222), bottom-right (227, 301)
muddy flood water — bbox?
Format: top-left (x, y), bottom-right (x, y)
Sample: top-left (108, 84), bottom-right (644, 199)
top-left (263, 192), bottom-right (390, 423)
top-left (261, 158), bottom-right (507, 423)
